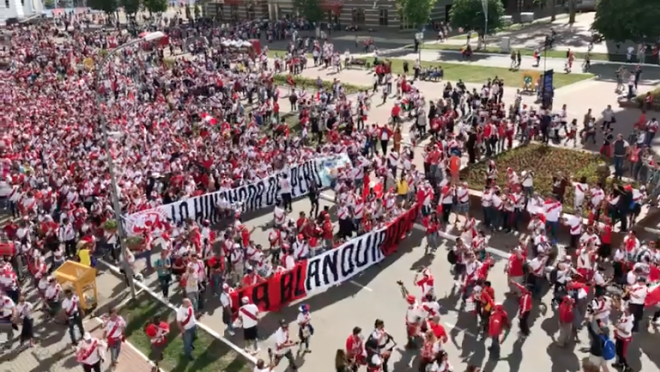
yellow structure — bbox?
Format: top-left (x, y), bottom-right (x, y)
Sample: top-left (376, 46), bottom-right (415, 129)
top-left (53, 260), bottom-right (98, 310)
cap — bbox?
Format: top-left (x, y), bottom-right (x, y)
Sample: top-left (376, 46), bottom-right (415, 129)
top-left (406, 294), bottom-right (416, 304)
top-left (83, 332), bottom-right (92, 341)
top-left (241, 296), bottom-right (250, 304)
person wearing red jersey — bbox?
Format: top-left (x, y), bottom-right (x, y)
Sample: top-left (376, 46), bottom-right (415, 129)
top-left (556, 296), bottom-right (575, 347)
top-left (505, 247), bottom-right (526, 296)
top-left (145, 315), bottom-right (170, 371)
top-left (345, 326), bottom-right (366, 370)
top-left (510, 280), bottom-right (533, 337)
top-left (423, 213), bottom-right (440, 255)
top-left (418, 330), bottom-right (440, 372)
top-left (476, 280), bottom-right (495, 334)
top-left (487, 304), bottom-right (510, 359)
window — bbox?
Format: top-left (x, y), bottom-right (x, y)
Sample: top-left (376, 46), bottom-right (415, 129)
top-left (216, 4), bottom-right (224, 21)
top-left (230, 5), bottom-right (239, 21)
top-left (351, 8), bottom-right (365, 24)
top-left (378, 8), bottom-right (388, 26)
top-left (247, 4), bottom-right (255, 20)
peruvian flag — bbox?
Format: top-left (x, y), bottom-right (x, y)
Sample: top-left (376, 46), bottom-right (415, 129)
top-left (200, 112), bottom-right (218, 125)
top-left (363, 178), bottom-right (384, 199)
top-left (645, 281), bottom-right (660, 307)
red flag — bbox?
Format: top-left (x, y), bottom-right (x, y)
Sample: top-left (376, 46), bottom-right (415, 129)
top-left (645, 282), bottom-right (660, 307)
top-left (363, 179), bottom-right (384, 199)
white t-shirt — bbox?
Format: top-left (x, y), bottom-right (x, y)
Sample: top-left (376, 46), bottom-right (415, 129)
top-left (176, 306), bottom-right (197, 330)
top-left (274, 327), bottom-right (293, 355)
top-left (184, 272), bottom-right (200, 293)
top-left (238, 303), bottom-right (260, 328)
top-left (1, 296), bottom-right (15, 317)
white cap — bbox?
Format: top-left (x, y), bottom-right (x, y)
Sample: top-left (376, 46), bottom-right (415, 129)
top-left (83, 332), bottom-right (92, 341)
top-left (241, 296), bottom-right (250, 304)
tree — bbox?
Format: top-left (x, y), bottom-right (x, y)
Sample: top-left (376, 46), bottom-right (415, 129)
top-left (568, 0), bottom-right (576, 23)
top-left (144, 0), bottom-right (168, 15)
top-left (395, 0), bottom-right (438, 29)
top-left (121, 0), bottom-right (140, 17)
top-left (88, 0), bottom-right (118, 14)
top-left (292, 0), bottom-right (324, 24)
top-left (592, 0), bottom-right (660, 43)
top-left (449, 0), bottom-right (505, 37)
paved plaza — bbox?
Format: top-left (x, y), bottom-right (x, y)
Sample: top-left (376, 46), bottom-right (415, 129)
top-left (1, 271), bottom-right (152, 372)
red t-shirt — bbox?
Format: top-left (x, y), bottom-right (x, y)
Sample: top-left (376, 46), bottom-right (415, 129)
top-left (145, 322), bottom-right (169, 346)
top-left (428, 321), bottom-right (447, 342)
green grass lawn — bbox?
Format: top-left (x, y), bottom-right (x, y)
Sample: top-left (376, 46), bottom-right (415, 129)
top-left (358, 57), bottom-right (592, 88)
top-left (421, 43), bottom-right (612, 62)
top-left (459, 143), bottom-right (610, 215)
top-left (120, 295), bottom-right (251, 372)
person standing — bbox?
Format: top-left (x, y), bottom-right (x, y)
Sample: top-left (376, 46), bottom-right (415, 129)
top-left (103, 307), bottom-right (126, 369)
top-left (613, 306), bottom-right (633, 371)
top-left (153, 250), bottom-right (172, 298)
top-left (15, 295), bottom-right (34, 346)
top-left (296, 304), bottom-right (313, 355)
top-left (238, 296), bottom-right (260, 354)
top-left (487, 305), bottom-right (510, 359)
top-left (58, 217), bottom-right (76, 258)
top-left (177, 298), bottom-right (197, 360)
top-left (308, 179), bottom-right (319, 219)
top-left (0, 293), bottom-right (16, 348)
top-left (279, 174), bottom-right (293, 212)
top-left (556, 296), bottom-right (575, 347)
top-left (76, 332), bottom-right (106, 372)
top-left (628, 277), bottom-right (648, 332)
top-left (145, 315), bottom-right (169, 372)
top-left (62, 288), bottom-right (85, 345)
top-left (220, 284), bottom-right (235, 336)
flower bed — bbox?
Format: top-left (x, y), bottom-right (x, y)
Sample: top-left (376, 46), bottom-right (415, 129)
top-left (618, 87), bottom-right (660, 111)
top-left (460, 144), bottom-right (606, 214)
top-left (272, 74), bottom-right (368, 95)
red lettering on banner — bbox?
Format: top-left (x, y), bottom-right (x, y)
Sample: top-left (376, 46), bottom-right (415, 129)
top-left (230, 261), bottom-right (308, 313)
top-left (380, 204), bottom-right (421, 256)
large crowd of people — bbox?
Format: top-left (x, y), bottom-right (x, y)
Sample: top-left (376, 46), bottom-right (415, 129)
top-left (1, 9), bottom-right (660, 372)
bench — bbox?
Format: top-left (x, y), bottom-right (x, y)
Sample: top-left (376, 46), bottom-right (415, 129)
top-left (618, 97), bottom-right (660, 111)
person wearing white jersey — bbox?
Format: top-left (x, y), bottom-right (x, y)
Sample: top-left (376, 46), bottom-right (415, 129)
top-left (62, 288), bottom-right (86, 345)
top-left (0, 294), bottom-right (16, 345)
top-left (273, 203), bottom-right (287, 228)
top-left (176, 298), bottom-right (197, 359)
top-left (103, 306), bottom-right (126, 367)
top-left (628, 277), bottom-right (648, 332)
top-left (562, 214), bottom-right (582, 249)
top-left (279, 173), bottom-right (293, 212)
top-left (238, 296), bottom-right (260, 354)
top-left (15, 295), bottom-right (34, 346)
top-left (271, 320), bottom-right (298, 370)
top-left (76, 332), bottom-right (106, 372)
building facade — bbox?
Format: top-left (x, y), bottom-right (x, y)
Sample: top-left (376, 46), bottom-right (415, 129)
top-left (206, 0), bottom-right (554, 29)
top-left (0, 0), bottom-right (44, 23)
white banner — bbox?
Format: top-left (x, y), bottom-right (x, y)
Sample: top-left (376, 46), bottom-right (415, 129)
top-left (124, 155), bottom-right (350, 235)
top-left (304, 228), bottom-right (387, 293)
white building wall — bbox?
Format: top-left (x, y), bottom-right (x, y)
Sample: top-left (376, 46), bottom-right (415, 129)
top-left (0, 0), bottom-right (44, 23)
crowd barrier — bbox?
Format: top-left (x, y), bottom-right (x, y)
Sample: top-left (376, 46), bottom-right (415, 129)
top-left (124, 155), bottom-right (351, 235)
top-left (230, 203), bottom-right (421, 312)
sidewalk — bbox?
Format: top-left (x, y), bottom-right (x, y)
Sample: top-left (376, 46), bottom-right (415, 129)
top-left (1, 271), bottom-right (153, 372)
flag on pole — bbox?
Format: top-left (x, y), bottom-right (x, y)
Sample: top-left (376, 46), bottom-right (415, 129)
top-left (200, 113), bottom-right (218, 125)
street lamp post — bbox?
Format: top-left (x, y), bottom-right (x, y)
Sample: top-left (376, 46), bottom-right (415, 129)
top-left (94, 31), bottom-right (167, 300)
top-left (481, 0), bottom-right (488, 49)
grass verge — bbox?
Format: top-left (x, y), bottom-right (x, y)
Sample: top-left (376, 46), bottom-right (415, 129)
top-left (421, 43), bottom-right (612, 62)
top-left (459, 143), bottom-right (608, 214)
top-left (121, 294), bottom-right (251, 372)
top-left (358, 57), bottom-right (592, 88)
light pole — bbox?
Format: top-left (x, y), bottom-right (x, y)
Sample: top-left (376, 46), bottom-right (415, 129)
top-left (481, 0), bottom-right (488, 48)
top-left (94, 31), bottom-right (167, 299)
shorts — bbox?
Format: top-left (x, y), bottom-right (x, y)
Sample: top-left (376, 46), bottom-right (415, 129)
top-left (455, 202), bottom-right (469, 214)
top-left (149, 343), bottom-right (166, 361)
top-left (243, 326), bottom-right (259, 341)
top-left (588, 355), bottom-right (607, 367)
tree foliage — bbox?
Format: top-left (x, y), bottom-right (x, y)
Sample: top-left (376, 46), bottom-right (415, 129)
top-left (592, 0), bottom-right (660, 43)
top-left (395, 0), bottom-right (438, 28)
top-left (88, 0), bottom-right (118, 14)
top-left (449, 0), bottom-right (505, 35)
top-left (144, 0), bottom-right (168, 14)
top-left (121, 0), bottom-right (141, 16)
top-left (293, 0), bottom-right (324, 24)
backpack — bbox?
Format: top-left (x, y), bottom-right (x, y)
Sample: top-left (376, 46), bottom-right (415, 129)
top-left (600, 335), bottom-right (616, 360)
